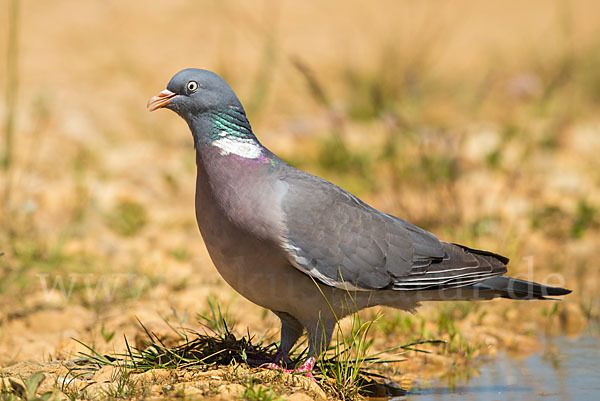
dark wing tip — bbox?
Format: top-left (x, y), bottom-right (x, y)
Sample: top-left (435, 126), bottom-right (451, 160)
top-left (451, 242), bottom-right (510, 265)
top-left (546, 286), bottom-right (572, 296)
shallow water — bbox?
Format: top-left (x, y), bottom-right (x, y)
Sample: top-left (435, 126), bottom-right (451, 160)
top-left (397, 335), bottom-right (600, 401)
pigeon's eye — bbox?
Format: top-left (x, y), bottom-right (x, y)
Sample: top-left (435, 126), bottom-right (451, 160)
top-left (187, 81), bottom-right (198, 92)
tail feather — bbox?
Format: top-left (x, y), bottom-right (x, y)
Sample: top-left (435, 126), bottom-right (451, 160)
top-left (471, 276), bottom-right (572, 300)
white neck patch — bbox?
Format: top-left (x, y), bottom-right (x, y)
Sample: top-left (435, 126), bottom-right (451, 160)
top-left (212, 131), bottom-right (262, 159)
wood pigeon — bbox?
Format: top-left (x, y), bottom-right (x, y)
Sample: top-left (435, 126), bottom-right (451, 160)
top-left (148, 68), bottom-right (571, 376)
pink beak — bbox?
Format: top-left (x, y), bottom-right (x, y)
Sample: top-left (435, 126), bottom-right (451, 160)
top-left (147, 89), bottom-right (176, 111)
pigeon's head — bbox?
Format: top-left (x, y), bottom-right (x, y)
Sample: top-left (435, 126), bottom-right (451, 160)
top-left (147, 69), bottom-right (242, 119)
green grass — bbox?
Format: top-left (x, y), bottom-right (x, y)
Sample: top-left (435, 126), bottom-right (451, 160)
top-left (1, 373), bottom-right (52, 401)
top-left (315, 317), bottom-right (442, 399)
top-left (100, 324), bottom-right (116, 343)
top-left (0, 226), bottom-right (160, 309)
top-left (199, 297), bottom-right (237, 340)
top-left (240, 379), bottom-right (285, 401)
top-left (105, 199), bottom-right (148, 237)
top-left (70, 299), bottom-right (446, 400)
top-left (307, 280), bottom-right (445, 399)
top-left (100, 366), bottom-right (140, 400)
top-left (1, 234), bottom-right (96, 297)
top-left (529, 198), bottom-right (598, 240)
top-left (572, 198), bottom-right (597, 239)
top-left (75, 306), bottom-right (278, 372)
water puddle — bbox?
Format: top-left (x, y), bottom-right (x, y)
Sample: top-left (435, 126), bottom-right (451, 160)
top-left (387, 335), bottom-right (600, 400)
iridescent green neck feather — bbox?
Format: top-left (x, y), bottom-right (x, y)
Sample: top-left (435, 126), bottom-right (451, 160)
top-left (209, 107), bottom-right (255, 141)
top-left (207, 107), bottom-right (265, 160)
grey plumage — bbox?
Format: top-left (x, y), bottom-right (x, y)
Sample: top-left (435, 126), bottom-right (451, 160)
top-left (280, 170), bottom-right (508, 291)
top-left (148, 68), bottom-right (571, 369)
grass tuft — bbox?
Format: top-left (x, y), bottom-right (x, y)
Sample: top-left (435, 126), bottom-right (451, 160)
top-left (72, 300), bottom-right (445, 400)
top-left (315, 311), bottom-right (444, 399)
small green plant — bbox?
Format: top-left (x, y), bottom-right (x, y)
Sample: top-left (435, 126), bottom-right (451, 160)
top-left (169, 247), bottom-right (191, 262)
top-left (435, 306), bottom-right (480, 358)
top-left (0, 387), bottom-right (17, 401)
top-left (572, 198), bottom-right (596, 238)
top-left (105, 199), bottom-right (148, 237)
top-left (240, 380), bottom-right (284, 401)
top-left (52, 356), bottom-right (99, 401)
top-left (316, 313), bottom-right (380, 399)
top-left (100, 366), bottom-right (138, 399)
top-left (173, 386), bottom-right (186, 399)
top-left (101, 324), bottom-right (115, 343)
top-left (372, 311), bottom-right (414, 334)
top-left (315, 312), bottom-right (442, 399)
top-left (541, 302), bottom-right (560, 320)
top-left (2, 373), bottom-right (52, 401)
top-left (199, 297), bottom-right (236, 339)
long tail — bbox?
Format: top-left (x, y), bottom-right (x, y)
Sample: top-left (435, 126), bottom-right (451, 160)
top-left (470, 276), bottom-right (572, 300)
top-left (411, 275), bottom-right (571, 302)
top-left (399, 243), bottom-right (572, 303)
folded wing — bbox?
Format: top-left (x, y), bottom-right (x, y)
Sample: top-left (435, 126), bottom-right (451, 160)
top-left (280, 171), bottom-right (507, 291)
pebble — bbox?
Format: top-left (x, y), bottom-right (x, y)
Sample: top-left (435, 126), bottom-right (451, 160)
top-left (217, 383), bottom-right (245, 395)
top-left (92, 365), bottom-right (119, 382)
top-left (287, 392), bottom-right (315, 401)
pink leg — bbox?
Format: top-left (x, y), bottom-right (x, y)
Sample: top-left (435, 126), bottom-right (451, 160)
top-left (262, 356), bottom-right (317, 381)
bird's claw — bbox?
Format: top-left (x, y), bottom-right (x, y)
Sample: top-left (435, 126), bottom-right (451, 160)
top-left (261, 356), bottom-right (317, 381)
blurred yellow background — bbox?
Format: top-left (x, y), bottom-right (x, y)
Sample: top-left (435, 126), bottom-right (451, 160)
top-left (0, 0), bottom-right (598, 381)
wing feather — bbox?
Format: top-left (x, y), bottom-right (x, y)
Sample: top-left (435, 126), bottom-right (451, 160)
top-left (279, 170), bottom-right (507, 291)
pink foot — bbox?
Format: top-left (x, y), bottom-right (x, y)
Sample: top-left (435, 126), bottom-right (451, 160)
top-left (262, 356), bottom-right (316, 381)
